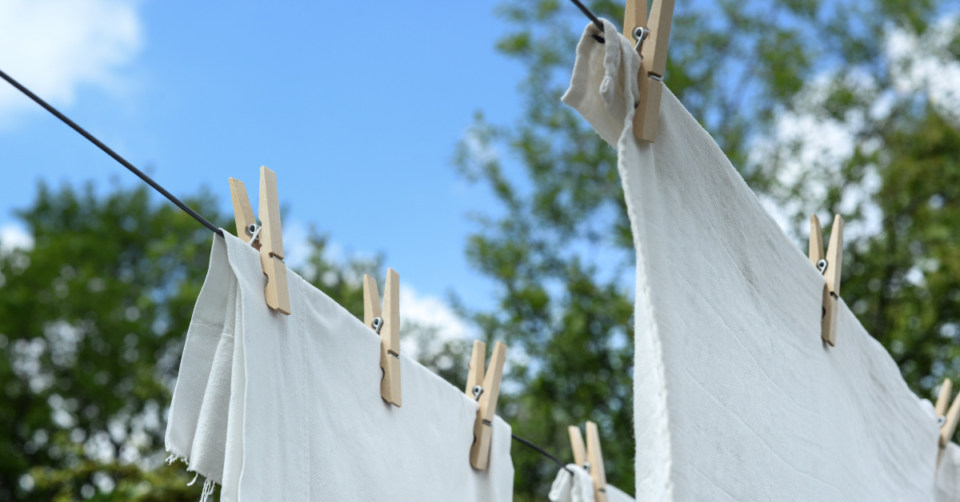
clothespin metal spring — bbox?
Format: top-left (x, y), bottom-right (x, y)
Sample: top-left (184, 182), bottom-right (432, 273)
top-left (632, 27), bottom-right (649, 53)
top-left (246, 224), bottom-right (262, 248)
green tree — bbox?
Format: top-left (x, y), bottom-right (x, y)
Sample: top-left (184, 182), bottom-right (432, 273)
top-left (0, 183), bottom-right (387, 501)
top-left (457, 0), bottom-right (960, 498)
top-left (0, 182), bottom-right (223, 501)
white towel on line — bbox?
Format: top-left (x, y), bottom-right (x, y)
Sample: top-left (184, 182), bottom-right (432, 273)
top-left (563, 18), bottom-right (942, 501)
top-left (165, 233), bottom-right (515, 501)
top-left (548, 465), bottom-right (594, 502)
top-left (548, 465), bottom-right (635, 502)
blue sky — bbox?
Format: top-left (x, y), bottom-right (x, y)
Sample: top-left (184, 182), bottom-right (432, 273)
top-left (0, 0), bottom-right (531, 320)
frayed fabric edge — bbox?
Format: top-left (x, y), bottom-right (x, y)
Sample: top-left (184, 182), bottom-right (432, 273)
top-left (199, 478), bottom-right (216, 502)
top-left (166, 453), bottom-right (186, 465)
top-left (167, 452), bottom-right (220, 501)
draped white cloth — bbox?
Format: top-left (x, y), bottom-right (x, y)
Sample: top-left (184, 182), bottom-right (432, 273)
top-left (563, 18), bottom-right (943, 502)
top-left (938, 442), bottom-right (960, 501)
top-left (165, 233), bottom-right (514, 501)
top-left (548, 465), bottom-right (635, 502)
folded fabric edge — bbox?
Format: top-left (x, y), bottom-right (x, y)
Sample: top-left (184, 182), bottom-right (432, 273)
top-left (561, 20), bottom-right (608, 111)
top-left (165, 234), bottom-right (233, 464)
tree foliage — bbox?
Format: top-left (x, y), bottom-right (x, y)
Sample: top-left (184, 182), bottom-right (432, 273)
top-left (0, 182), bottom-right (222, 501)
top-left (0, 183), bottom-right (390, 500)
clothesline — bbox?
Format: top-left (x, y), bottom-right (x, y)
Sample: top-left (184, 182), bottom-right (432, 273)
top-left (0, 68), bottom-right (223, 238)
top-left (569, 0), bottom-right (607, 43)
top-left (0, 66), bottom-right (576, 478)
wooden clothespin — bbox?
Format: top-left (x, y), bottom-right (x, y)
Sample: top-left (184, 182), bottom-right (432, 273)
top-left (809, 214), bottom-right (844, 345)
top-left (363, 270), bottom-right (402, 407)
top-left (937, 378), bottom-right (960, 461)
top-left (465, 340), bottom-right (507, 470)
top-left (568, 422), bottom-right (608, 502)
top-left (228, 166), bottom-right (291, 315)
top-left (623, 0), bottom-right (675, 143)
top-left (568, 425), bottom-right (587, 468)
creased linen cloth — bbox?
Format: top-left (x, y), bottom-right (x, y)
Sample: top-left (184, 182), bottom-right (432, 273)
top-left (548, 465), bottom-right (634, 502)
top-left (165, 233), bottom-right (514, 501)
top-left (563, 19), bottom-right (942, 501)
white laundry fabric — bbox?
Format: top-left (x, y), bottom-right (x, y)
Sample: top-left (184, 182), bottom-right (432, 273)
top-left (564, 19), bottom-right (941, 501)
top-left (605, 484), bottom-right (633, 502)
top-left (938, 443), bottom-right (960, 501)
top-left (165, 233), bottom-right (514, 501)
top-left (548, 465), bottom-right (594, 502)
top-left (548, 465), bottom-right (635, 502)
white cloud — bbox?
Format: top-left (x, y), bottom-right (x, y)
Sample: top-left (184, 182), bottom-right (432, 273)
top-left (281, 221), bottom-right (312, 270)
top-left (400, 284), bottom-right (476, 360)
top-left (0, 0), bottom-right (142, 117)
top-left (258, 220), bottom-right (474, 359)
top-left (887, 15), bottom-right (960, 125)
top-left (748, 74), bottom-right (871, 241)
top-left (749, 14), bottom-right (960, 242)
top-left (401, 285), bottom-right (473, 338)
top-left (274, 224), bottom-right (474, 359)
top-left (1, 224), bottom-right (34, 253)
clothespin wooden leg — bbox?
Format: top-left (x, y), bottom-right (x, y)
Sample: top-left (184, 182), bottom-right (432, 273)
top-left (380, 269), bottom-right (401, 406)
top-left (821, 215), bottom-right (843, 345)
top-left (810, 214), bottom-right (843, 345)
top-left (228, 178), bottom-right (259, 249)
top-left (363, 274), bottom-right (382, 327)
top-left (940, 382), bottom-right (960, 463)
top-left (937, 379), bottom-right (954, 420)
top-left (568, 425), bottom-right (586, 468)
top-left (808, 215), bottom-right (823, 267)
top-left (364, 270), bottom-right (401, 407)
top-left (465, 340), bottom-right (486, 398)
top-left (257, 166), bottom-right (290, 315)
top-left (260, 254), bottom-right (290, 314)
top-left (585, 421), bottom-right (608, 502)
top-left (469, 341), bottom-right (507, 470)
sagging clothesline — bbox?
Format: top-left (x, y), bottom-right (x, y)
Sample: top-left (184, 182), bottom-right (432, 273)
top-left (0, 65), bottom-right (577, 479)
top-left (0, 68), bottom-right (223, 238)
top-left (570, 0), bottom-right (607, 43)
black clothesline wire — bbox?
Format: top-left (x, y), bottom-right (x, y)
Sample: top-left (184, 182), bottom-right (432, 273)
top-left (513, 433), bottom-right (573, 473)
top-left (0, 66), bottom-right (578, 476)
top-left (570, 0), bottom-right (607, 43)
top-left (0, 68), bottom-right (224, 238)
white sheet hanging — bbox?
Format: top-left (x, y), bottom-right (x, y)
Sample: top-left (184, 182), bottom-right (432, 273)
top-left (563, 18), bottom-right (941, 502)
top-left (165, 233), bottom-right (514, 501)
